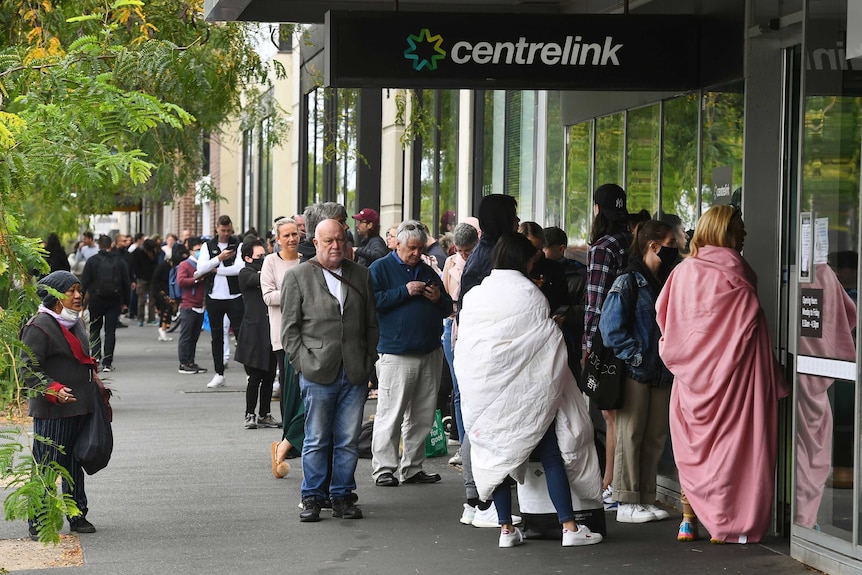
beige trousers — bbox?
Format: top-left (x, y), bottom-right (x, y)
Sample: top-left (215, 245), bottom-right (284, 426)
top-left (613, 377), bottom-right (671, 504)
top-left (371, 348), bottom-right (443, 481)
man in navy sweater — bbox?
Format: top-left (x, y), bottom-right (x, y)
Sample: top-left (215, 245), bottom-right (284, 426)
top-left (369, 220), bottom-right (453, 487)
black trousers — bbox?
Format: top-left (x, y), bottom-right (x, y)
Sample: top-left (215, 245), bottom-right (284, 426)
top-left (245, 354), bottom-right (276, 416)
top-left (205, 296), bottom-right (244, 375)
top-left (89, 298), bottom-right (121, 368)
top-left (31, 416), bottom-right (88, 525)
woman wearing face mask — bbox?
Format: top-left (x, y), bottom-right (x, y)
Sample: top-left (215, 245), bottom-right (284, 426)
top-left (235, 239), bottom-right (280, 430)
top-left (598, 220), bottom-right (678, 527)
top-left (20, 271), bottom-right (101, 540)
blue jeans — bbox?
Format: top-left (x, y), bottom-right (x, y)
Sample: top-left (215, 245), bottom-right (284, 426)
top-left (299, 370), bottom-right (366, 500)
top-left (442, 318), bottom-right (464, 441)
top-left (492, 424), bottom-right (574, 525)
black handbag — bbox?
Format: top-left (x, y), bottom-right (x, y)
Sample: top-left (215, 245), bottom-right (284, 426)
top-left (72, 380), bottom-right (114, 475)
top-left (578, 272), bottom-right (637, 410)
top-left (579, 328), bottom-right (626, 410)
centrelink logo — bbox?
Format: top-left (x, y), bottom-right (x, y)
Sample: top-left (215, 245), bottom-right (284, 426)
top-left (404, 29), bottom-right (446, 71)
top-left (404, 29), bottom-right (624, 70)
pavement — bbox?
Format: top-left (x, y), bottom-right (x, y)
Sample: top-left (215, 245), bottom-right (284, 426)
top-left (0, 322), bottom-right (815, 574)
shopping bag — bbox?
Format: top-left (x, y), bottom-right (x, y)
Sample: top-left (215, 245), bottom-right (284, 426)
top-left (578, 327), bottom-right (625, 410)
top-left (425, 409), bottom-right (448, 458)
top-left (201, 310), bottom-right (211, 332)
top-left (72, 384), bottom-right (114, 475)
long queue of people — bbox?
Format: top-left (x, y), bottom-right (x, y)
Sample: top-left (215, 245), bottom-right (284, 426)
top-left (22, 189), bottom-right (787, 549)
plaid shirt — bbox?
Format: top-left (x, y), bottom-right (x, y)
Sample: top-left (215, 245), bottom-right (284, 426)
top-left (583, 231), bottom-right (630, 352)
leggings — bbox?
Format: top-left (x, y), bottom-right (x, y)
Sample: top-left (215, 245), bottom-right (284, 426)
top-left (154, 291), bottom-right (172, 327)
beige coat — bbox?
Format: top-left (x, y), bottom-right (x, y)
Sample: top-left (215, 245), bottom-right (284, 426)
top-left (281, 258), bottom-right (379, 386)
top-left (261, 252), bottom-right (300, 351)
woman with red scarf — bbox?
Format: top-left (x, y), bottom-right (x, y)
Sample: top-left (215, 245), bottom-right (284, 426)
top-left (21, 271), bottom-right (101, 540)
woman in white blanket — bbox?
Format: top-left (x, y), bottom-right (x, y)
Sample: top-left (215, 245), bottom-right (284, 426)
top-left (455, 233), bottom-right (603, 549)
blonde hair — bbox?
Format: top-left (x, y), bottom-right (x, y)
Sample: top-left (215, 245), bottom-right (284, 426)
top-left (274, 217), bottom-right (297, 236)
top-left (689, 205), bottom-right (740, 258)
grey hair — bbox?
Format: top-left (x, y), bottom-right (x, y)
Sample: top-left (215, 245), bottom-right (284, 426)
top-left (304, 202), bottom-right (347, 238)
top-left (396, 219), bottom-right (428, 246)
top-left (453, 222), bottom-right (478, 249)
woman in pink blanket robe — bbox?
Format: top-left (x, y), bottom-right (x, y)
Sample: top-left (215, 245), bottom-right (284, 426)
top-left (655, 205), bottom-right (789, 544)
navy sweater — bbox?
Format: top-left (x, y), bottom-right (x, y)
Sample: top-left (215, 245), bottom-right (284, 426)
top-left (369, 252), bottom-right (453, 355)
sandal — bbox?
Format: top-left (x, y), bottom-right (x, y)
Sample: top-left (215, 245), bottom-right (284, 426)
top-left (677, 515), bottom-right (699, 542)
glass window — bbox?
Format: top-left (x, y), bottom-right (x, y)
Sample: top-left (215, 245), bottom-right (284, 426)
top-left (419, 90), bottom-right (460, 235)
top-left (795, 95), bottom-right (861, 542)
top-left (545, 91), bottom-right (564, 227)
top-left (258, 116), bottom-right (274, 233)
top-left (306, 89), bottom-right (325, 207)
top-left (701, 86), bottom-right (744, 210)
top-left (595, 113), bottom-right (625, 189)
top-left (334, 88), bottom-right (359, 217)
top-left (662, 94), bottom-right (700, 232)
top-left (565, 121), bottom-right (593, 246)
top-left (626, 104), bottom-right (660, 217)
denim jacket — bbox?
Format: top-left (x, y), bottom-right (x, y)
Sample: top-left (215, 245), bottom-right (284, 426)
top-left (598, 267), bottom-right (672, 386)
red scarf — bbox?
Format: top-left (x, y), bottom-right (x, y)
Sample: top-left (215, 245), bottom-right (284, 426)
top-left (58, 323), bottom-right (97, 367)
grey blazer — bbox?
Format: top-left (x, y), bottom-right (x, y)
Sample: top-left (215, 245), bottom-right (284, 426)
top-left (281, 258), bottom-right (379, 386)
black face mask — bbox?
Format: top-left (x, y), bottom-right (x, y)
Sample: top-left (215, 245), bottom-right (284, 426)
top-left (657, 245), bottom-right (679, 270)
top-left (248, 258), bottom-right (264, 271)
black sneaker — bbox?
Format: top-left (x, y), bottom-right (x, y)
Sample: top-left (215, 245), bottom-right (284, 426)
top-left (332, 497), bottom-right (363, 519)
top-left (189, 364), bottom-right (207, 373)
top-left (69, 517), bottom-right (96, 533)
top-left (178, 364), bottom-right (197, 375)
top-left (300, 497), bottom-right (321, 522)
top-left (101, 365), bottom-right (115, 373)
top-left (28, 525), bottom-right (38, 541)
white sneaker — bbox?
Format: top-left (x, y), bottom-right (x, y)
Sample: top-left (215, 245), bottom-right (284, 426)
top-left (644, 503), bottom-right (670, 521)
top-left (271, 381), bottom-right (281, 399)
top-left (460, 503), bottom-right (476, 525)
top-left (157, 328), bottom-right (173, 342)
top-left (206, 374), bottom-right (226, 388)
top-left (448, 448), bottom-right (462, 465)
top-left (498, 527), bottom-right (524, 548)
top-left (602, 485), bottom-right (618, 511)
top-left (471, 503), bottom-right (522, 528)
top-left (616, 503), bottom-right (656, 524)
top-left (562, 524), bottom-right (603, 546)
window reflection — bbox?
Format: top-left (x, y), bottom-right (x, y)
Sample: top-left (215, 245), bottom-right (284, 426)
top-left (626, 104), bottom-right (660, 216)
top-left (796, 92), bottom-right (861, 541)
top-left (701, 87), bottom-right (744, 211)
top-left (595, 113), bottom-right (625, 187)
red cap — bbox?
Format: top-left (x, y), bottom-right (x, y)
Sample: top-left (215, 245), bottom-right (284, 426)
top-left (353, 208), bottom-right (379, 223)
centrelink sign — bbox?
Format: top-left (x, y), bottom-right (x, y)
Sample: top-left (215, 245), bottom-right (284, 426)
top-left (325, 12), bottom-right (701, 90)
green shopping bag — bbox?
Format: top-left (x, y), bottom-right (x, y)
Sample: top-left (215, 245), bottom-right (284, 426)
top-left (425, 409), bottom-right (448, 458)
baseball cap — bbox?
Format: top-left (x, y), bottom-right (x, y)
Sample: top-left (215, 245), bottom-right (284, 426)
top-left (353, 208), bottom-right (379, 224)
top-left (594, 184), bottom-right (628, 222)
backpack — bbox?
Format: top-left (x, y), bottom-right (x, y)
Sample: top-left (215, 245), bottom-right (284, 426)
top-left (168, 265), bottom-right (182, 300)
top-left (92, 253), bottom-right (124, 298)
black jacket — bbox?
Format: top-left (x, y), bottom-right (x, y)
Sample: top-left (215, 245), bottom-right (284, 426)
top-left (235, 264), bottom-right (275, 371)
top-left (81, 250), bottom-right (131, 306)
top-left (355, 235), bottom-right (388, 267)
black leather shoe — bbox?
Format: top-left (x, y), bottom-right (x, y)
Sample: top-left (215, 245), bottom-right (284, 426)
top-left (300, 497), bottom-right (322, 522)
top-left (375, 472), bottom-right (400, 487)
top-left (28, 525), bottom-right (38, 541)
top-left (69, 517), bottom-right (96, 533)
top-left (332, 497), bottom-right (363, 519)
top-left (403, 471), bottom-right (442, 484)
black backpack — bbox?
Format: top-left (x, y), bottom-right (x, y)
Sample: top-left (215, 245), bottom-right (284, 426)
top-left (92, 253), bottom-right (123, 298)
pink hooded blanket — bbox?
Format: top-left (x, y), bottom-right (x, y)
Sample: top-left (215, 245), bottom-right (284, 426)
top-left (656, 246), bottom-right (788, 543)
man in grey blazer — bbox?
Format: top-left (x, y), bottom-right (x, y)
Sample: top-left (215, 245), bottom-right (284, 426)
top-left (282, 219), bottom-right (379, 523)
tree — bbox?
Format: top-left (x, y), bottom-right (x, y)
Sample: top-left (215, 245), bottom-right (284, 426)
top-left (0, 0), bottom-right (286, 543)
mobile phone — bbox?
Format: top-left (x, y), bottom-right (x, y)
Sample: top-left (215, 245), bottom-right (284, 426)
top-left (225, 243), bottom-right (238, 252)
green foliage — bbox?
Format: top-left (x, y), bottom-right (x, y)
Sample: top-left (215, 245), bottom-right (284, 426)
top-left (1, 432), bottom-right (80, 544)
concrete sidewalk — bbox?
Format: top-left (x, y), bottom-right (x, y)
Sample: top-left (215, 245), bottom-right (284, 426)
top-left (1, 322), bottom-right (813, 574)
